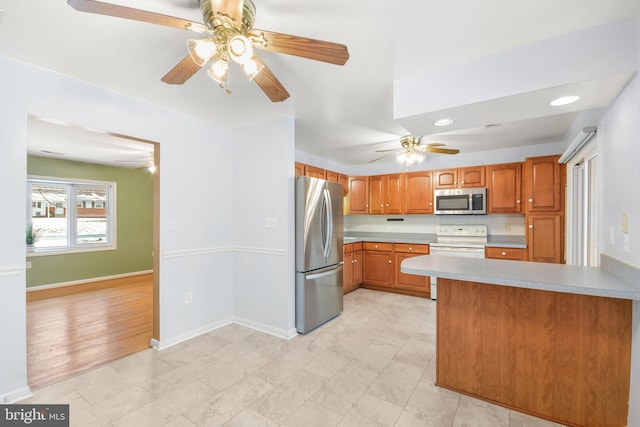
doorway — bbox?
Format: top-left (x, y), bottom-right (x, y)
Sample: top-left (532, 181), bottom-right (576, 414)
top-left (25, 116), bottom-right (160, 388)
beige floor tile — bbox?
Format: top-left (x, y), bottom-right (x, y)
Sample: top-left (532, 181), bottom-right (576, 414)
top-left (452, 395), bottom-right (509, 427)
top-left (351, 341), bottom-right (400, 373)
top-left (337, 393), bottom-right (403, 427)
top-left (163, 416), bottom-right (197, 427)
top-left (183, 375), bottom-right (273, 427)
top-left (251, 369), bottom-right (326, 423)
top-left (111, 380), bottom-right (214, 427)
top-left (398, 379), bottom-right (460, 426)
top-left (303, 348), bottom-right (351, 379)
top-left (367, 360), bottom-right (424, 407)
top-left (72, 385), bottom-right (156, 426)
top-left (281, 400), bottom-right (344, 427)
top-left (509, 410), bottom-right (566, 427)
top-left (310, 362), bottom-right (379, 416)
top-left (221, 408), bottom-right (278, 427)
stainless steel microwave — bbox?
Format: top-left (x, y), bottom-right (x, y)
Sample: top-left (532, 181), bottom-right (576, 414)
top-left (434, 187), bottom-right (486, 215)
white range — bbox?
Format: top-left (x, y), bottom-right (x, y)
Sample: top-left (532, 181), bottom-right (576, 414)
top-left (429, 224), bottom-right (488, 300)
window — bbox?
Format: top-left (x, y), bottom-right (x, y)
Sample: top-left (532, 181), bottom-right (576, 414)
top-left (27, 177), bottom-right (116, 253)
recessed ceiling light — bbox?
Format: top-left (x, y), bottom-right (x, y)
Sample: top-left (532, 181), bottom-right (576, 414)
top-left (550, 95), bottom-right (580, 106)
top-left (434, 118), bottom-right (454, 127)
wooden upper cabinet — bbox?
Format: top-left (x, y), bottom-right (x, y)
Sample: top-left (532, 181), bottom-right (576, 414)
top-left (347, 176), bottom-right (369, 214)
top-left (294, 162), bottom-right (304, 177)
top-left (338, 174), bottom-right (348, 195)
top-left (385, 174), bottom-right (404, 214)
top-left (459, 166), bottom-right (485, 187)
top-left (326, 170), bottom-right (338, 183)
top-left (368, 174), bottom-right (404, 214)
top-left (524, 155), bottom-right (562, 212)
top-left (304, 165), bottom-right (326, 180)
top-left (487, 162), bottom-right (522, 214)
top-left (368, 175), bottom-right (385, 214)
top-left (433, 169), bottom-right (457, 189)
top-left (404, 171), bottom-right (433, 214)
top-left (434, 166), bottom-right (485, 189)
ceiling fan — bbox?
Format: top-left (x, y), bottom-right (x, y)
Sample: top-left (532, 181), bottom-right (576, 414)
top-left (67, 0), bottom-right (350, 102)
top-left (371, 135), bottom-right (460, 165)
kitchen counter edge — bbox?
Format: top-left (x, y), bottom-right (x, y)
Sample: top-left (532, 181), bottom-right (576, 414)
top-left (401, 255), bottom-right (640, 301)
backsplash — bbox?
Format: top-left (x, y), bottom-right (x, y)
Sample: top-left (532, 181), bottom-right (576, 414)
top-left (344, 214), bottom-right (526, 237)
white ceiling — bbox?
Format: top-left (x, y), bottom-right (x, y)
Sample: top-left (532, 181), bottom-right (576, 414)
top-left (2, 0), bottom-right (640, 168)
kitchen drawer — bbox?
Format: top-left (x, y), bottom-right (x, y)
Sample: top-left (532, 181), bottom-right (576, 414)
top-left (485, 247), bottom-right (528, 261)
top-left (343, 243), bottom-right (353, 254)
top-left (394, 243), bottom-right (430, 254)
top-left (363, 242), bottom-right (393, 251)
top-left (353, 242), bottom-right (363, 251)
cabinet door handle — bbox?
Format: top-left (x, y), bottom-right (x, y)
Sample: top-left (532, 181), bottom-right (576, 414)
top-left (501, 251), bottom-right (506, 256)
top-left (516, 200), bottom-right (521, 204)
top-left (388, 260), bottom-right (392, 264)
top-left (429, 202), bottom-right (432, 206)
top-left (528, 198), bottom-right (533, 202)
top-left (461, 181), bottom-right (464, 184)
top-left (409, 247), bottom-right (413, 251)
top-left (529, 224), bottom-right (533, 228)
top-left (374, 244), bottom-right (378, 248)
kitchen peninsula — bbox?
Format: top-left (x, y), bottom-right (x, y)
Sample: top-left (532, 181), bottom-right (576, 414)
top-left (401, 255), bottom-right (640, 427)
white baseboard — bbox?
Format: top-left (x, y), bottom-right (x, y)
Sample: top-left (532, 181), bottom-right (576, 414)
top-left (233, 317), bottom-right (298, 340)
top-left (152, 317), bottom-right (234, 350)
top-left (152, 316), bottom-right (297, 351)
top-left (26, 270), bottom-right (154, 292)
top-left (1, 386), bottom-right (32, 403)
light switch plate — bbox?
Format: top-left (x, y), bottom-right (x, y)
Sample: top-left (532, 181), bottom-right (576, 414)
top-left (622, 212), bottom-right (629, 234)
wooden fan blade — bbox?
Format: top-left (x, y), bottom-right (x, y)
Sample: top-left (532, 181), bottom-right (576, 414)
top-left (161, 55), bottom-right (202, 84)
top-left (67, 0), bottom-right (209, 33)
top-left (211, 0), bottom-right (243, 24)
top-left (248, 29), bottom-right (349, 65)
top-left (253, 60), bottom-right (290, 102)
top-left (369, 152), bottom-right (398, 163)
top-left (423, 147), bottom-right (460, 154)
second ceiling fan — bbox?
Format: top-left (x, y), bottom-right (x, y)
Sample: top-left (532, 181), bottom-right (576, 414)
top-left (371, 135), bottom-right (460, 165)
top-left (67, 0), bottom-right (350, 102)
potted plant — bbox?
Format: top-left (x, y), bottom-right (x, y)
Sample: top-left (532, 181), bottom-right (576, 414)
top-left (26, 224), bottom-right (42, 247)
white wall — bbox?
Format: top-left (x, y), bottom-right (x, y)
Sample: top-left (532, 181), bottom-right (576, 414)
top-left (597, 62), bottom-right (640, 426)
top-left (0, 55), bottom-right (236, 401)
top-left (232, 117), bottom-right (297, 338)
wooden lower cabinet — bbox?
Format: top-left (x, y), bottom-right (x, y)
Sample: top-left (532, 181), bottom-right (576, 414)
top-left (527, 213), bottom-right (563, 263)
top-left (362, 242), bottom-right (394, 288)
top-left (362, 242), bottom-right (430, 297)
top-left (394, 244), bottom-right (430, 294)
top-left (485, 246), bottom-right (528, 261)
top-left (343, 242), bottom-right (362, 294)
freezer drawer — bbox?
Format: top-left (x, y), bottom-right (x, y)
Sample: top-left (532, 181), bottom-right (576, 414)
top-left (296, 264), bottom-right (343, 334)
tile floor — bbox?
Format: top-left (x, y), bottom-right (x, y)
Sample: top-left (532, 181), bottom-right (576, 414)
top-left (24, 289), bottom-right (565, 426)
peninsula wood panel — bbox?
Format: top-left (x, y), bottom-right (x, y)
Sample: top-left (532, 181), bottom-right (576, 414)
top-left (436, 278), bottom-right (631, 427)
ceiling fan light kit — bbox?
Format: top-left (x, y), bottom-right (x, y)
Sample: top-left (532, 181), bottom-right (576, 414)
top-left (67, 0), bottom-right (349, 102)
top-left (371, 134), bottom-right (460, 165)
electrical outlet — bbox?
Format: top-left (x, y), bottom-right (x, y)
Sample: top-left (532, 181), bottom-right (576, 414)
top-left (185, 292), bottom-right (192, 304)
top-left (26, 261), bottom-right (32, 269)
top-left (265, 217), bottom-right (277, 228)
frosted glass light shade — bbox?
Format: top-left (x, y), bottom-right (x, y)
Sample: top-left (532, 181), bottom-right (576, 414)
top-left (187, 38), bottom-right (218, 66)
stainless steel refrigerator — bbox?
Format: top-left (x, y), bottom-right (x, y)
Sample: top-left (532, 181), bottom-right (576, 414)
top-left (295, 176), bottom-right (344, 334)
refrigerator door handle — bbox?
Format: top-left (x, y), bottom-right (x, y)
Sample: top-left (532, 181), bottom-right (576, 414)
top-left (306, 265), bottom-right (342, 281)
top-left (323, 188), bottom-right (333, 258)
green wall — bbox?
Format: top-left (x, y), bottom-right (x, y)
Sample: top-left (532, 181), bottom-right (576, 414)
top-left (26, 155), bottom-right (154, 287)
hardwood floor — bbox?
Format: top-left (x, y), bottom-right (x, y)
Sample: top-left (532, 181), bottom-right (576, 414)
top-left (26, 273), bottom-right (153, 390)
